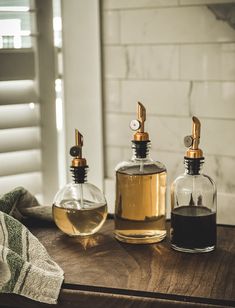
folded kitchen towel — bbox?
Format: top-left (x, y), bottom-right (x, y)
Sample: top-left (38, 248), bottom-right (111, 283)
top-left (0, 187), bottom-right (64, 304)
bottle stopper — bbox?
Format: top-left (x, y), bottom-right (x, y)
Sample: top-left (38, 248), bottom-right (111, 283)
top-left (70, 129), bottom-right (88, 183)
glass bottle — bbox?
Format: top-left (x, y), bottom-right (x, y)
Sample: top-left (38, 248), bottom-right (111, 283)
top-left (114, 102), bottom-right (167, 244)
top-left (171, 117), bottom-right (217, 253)
top-left (53, 129), bottom-right (107, 236)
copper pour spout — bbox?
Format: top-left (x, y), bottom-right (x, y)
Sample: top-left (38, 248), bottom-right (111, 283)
top-left (137, 102), bottom-right (146, 133)
top-left (133, 102), bottom-right (149, 141)
top-left (192, 116), bottom-right (200, 150)
top-left (185, 116), bottom-right (203, 159)
top-left (70, 129), bottom-right (87, 167)
top-left (75, 129), bottom-right (83, 157)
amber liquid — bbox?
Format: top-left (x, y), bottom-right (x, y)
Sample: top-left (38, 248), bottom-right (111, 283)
top-left (115, 166), bottom-right (167, 244)
top-left (53, 201), bottom-right (107, 236)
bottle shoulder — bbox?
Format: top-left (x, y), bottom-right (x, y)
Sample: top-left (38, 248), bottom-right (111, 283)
top-left (53, 182), bottom-right (106, 204)
top-left (115, 159), bottom-right (166, 175)
top-left (172, 173), bottom-right (216, 191)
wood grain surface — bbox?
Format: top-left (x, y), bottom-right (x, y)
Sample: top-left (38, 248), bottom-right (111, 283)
top-left (28, 220), bottom-right (235, 307)
top-left (1, 219), bottom-right (234, 308)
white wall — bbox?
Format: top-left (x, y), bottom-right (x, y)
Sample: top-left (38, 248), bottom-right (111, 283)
top-left (62, 0), bottom-right (104, 189)
top-left (101, 0), bottom-right (235, 224)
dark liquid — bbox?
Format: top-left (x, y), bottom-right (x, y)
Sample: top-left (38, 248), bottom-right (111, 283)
top-left (171, 206), bottom-right (216, 250)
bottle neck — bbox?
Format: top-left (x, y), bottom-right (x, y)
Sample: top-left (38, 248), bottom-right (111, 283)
top-left (184, 157), bottom-right (204, 175)
top-left (131, 140), bottom-right (151, 160)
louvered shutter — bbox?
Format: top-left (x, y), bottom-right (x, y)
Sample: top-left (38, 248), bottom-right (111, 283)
top-left (0, 0), bottom-right (59, 203)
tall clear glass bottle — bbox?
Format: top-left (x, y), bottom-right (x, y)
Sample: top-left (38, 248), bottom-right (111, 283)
top-left (114, 102), bottom-right (167, 244)
top-left (171, 117), bottom-right (217, 253)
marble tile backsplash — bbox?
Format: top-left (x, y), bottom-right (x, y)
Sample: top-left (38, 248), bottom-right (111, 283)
top-left (126, 46), bottom-right (179, 79)
top-left (120, 7), bottom-right (235, 44)
top-left (180, 44), bottom-right (235, 81)
top-left (101, 0), bottom-right (235, 224)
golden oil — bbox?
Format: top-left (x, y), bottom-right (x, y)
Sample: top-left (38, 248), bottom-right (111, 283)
top-left (53, 202), bottom-right (107, 236)
top-left (115, 168), bottom-right (167, 244)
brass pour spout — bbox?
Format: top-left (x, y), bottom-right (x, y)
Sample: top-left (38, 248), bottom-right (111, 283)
top-left (192, 116), bottom-right (200, 150)
top-left (137, 102), bottom-right (146, 133)
top-left (134, 102), bottom-right (149, 141)
top-left (71, 129), bottom-right (87, 167)
top-left (185, 116), bottom-right (203, 159)
top-left (75, 129), bottom-right (83, 157)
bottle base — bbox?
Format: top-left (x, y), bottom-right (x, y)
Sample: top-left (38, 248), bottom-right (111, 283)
top-left (114, 230), bottom-right (166, 244)
top-left (171, 243), bottom-right (215, 253)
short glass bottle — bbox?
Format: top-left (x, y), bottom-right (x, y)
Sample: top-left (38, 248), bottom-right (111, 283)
top-left (114, 102), bottom-right (167, 244)
top-left (171, 118), bottom-right (217, 253)
top-left (53, 130), bottom-right (107, 236)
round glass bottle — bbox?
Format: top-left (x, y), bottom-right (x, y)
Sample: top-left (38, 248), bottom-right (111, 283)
top-left (171, 117), bottom-right (217, 253)
top-left (114, 102), bottom-right (167, 244)
top-left (53, 130), bottom-right (107, 236)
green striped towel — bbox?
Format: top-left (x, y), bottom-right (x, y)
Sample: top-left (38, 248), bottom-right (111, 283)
top-left (0, 187), bottom-right (64, 304)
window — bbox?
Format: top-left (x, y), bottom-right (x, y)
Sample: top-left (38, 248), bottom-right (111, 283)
top-left (0, 0), bottom-right (62, 203)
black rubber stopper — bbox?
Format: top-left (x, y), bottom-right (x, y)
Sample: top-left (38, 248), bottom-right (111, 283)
top-left (70, 165), bottom-right (88, 184)
top-left (132, 140), bottom-right (150, 158)
top-left (184, 157), bottom-right (204, 175)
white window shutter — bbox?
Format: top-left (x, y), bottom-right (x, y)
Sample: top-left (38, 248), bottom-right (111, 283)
top-left (0, 0), bottom-right (59, 204)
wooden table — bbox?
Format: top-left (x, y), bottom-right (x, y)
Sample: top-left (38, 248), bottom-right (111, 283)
top-left (1, 220), bottom-right (235, 308)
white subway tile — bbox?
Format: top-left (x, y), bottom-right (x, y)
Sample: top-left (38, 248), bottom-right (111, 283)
top-left (103, 46), bottom-right (127, 78)
top-left (221, 44), bottom-right (235, 80)
top-left (102, 11), bottom-right (120, 44)
top-left (180, 0), bottom-right (235, 5)
top-left (121, 80), bottom-right (190, 116)
top-left (103, 0), bottom-right (178, 10)
top-left (121, 7), bottom-right (235, 44)
top-left (149, 116), bottom-right (235, 157)
top-left (148, 116), bottom-right (190, 152)
top-left (200, 119), bottom-right (235, 156)
top-left (106, 115), bottom-right (235, 156)
top-left (105, 146), bottom-right (123, 178)
top-left (180, 44), bottom-right (235, 81)
top-left (107, 116), bottom-right (189, 153)
top-left (217, 193), bottom-right (235, 225)
top-left (205, 155), bottom-right (235, 195)
top-left (126, 45), bottom-right (179, 79)
top-left (104, 80), bottom-right (121, 112)
top-left (191, 82), bottom-right (235, 119)
top-left (105, 114), bottom-right (133, 147)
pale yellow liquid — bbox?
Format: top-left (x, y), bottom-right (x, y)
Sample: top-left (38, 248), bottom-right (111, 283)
top-left (115, 170), bottom-right (167, 244)
top-left (53, 202), bottom-right (107, 236)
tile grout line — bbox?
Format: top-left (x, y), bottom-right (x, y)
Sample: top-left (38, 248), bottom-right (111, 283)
top-left (102, 3), bottom-right (230, 12)
top-left (102, 42), bottom-right (235, 47)
top-left (105, 111), bottom-right (235, 121)
top-left (103, 77), bottom-right (235, 82)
